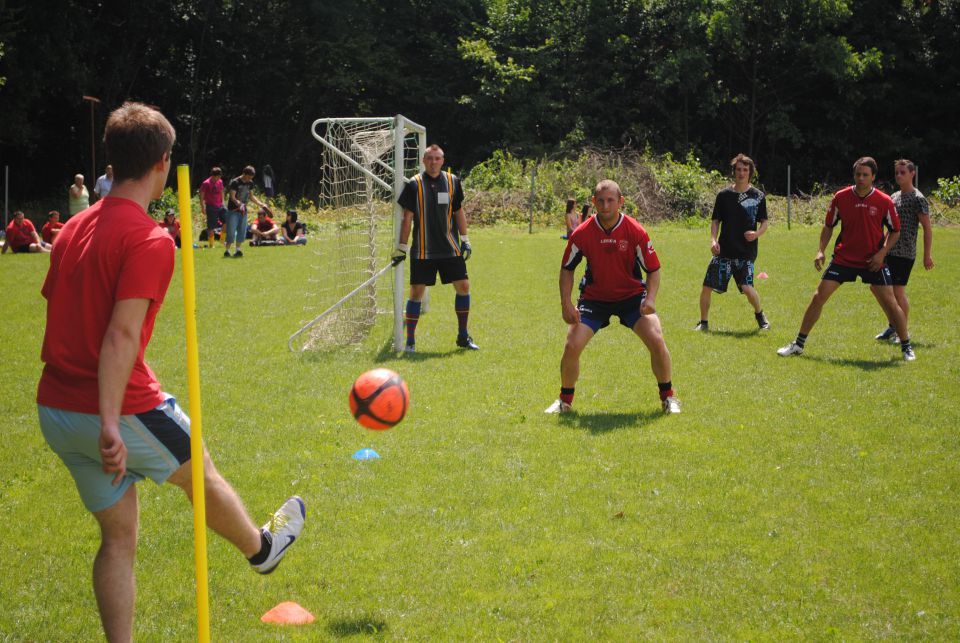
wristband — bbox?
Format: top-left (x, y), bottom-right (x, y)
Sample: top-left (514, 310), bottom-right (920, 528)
top-left (460, 235), bottom-right (469, 244)
top-left (397, 243), bottom-right (409, 252)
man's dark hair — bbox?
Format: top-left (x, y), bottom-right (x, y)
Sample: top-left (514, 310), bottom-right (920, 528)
top-left (853, 156), bottom-right (878, 176)
top-left (48, 210), bottom-right (60, 220)
top-left (242, 165), bottom-right (256, 177)
top-left (103, 102), bottom-right (176, 182)
top-left (287, 210), bottom-right (298, 222)
top-left (211, 167), bottom-right (222, 176)
top-left (730, 153), bottom-right (756, 178)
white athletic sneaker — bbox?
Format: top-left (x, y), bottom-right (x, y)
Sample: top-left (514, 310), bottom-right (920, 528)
top-left (903, 347), bottom-right (917, 362)
top-left (777, 342), bottom-right (804, 357)
top-left (252, 496), bottom-right (305, 575)
top-left (544, 399), bottom-right (572, 414)
top-left (661, 396), bottom-right (682, 414)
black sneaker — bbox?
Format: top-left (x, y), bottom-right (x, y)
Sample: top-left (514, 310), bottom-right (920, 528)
top-left (757, 312), bottom-right (770, 330)
top-left (234, 250), bottom-right (243, 258)
top-left (693, 321), bottom-right (709, 331)
top-left (456, 335), bottom-right (479, 350)
top-left (875, 326), bottom-right (896, 341)
top-left (223, 250), bottom-right (231, 258)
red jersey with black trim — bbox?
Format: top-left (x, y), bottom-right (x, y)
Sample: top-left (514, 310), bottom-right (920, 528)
top-left (825, 186), bottom-right (900, 269)
top-left (561, 213), bottom-right (661, 301)
top-left (37, 197), bottom-right (175, 415)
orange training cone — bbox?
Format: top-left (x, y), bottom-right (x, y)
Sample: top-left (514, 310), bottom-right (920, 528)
top-left (260, 601), bottom-right (315, 625)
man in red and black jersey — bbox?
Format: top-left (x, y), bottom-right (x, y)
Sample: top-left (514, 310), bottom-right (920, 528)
top-left (778, 157), bottom-right (915, 361)
top-left (545, 180), bottom-right (680, 414)
top-left (394, 144), bottom-right (478, 351)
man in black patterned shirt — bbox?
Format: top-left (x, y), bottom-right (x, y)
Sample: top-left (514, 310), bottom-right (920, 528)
top-left (393, 145), bottom-right (478, 352)
top-left (875, 159), bottom-right (934, 342)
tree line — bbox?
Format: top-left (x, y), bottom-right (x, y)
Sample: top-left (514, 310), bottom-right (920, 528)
top-left (1, 0), bottom-right (957, 205)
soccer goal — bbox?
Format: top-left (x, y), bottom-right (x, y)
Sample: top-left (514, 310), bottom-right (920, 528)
top-left (288, 116), bottom-right (425, 352)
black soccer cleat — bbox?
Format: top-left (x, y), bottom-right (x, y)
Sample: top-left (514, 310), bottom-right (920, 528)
top-left (456, 334), bottom-right (480, 350)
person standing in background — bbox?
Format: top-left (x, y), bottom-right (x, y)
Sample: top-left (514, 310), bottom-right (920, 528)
top-left (69, 174), bottom-right (90, 215)
top-left (94, 165), bottom-right (114, 201)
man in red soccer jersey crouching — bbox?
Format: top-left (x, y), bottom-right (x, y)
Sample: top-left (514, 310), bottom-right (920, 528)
top-left (546, 179), bottom-right (680, 415)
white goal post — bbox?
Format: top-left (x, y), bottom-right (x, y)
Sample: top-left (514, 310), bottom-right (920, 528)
top-left (287, 115), bottom-right (425, 352)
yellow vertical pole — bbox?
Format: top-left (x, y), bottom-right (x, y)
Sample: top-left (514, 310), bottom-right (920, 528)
top-left (176, 165), bottom-right (211, 643)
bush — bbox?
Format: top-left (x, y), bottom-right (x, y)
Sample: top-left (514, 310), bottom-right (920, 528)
top-left (463, 148), bottom-right (726, 227)
top-left (649, 151), bottom-right (725, 218)
top-left (148, 187), bottom-right (179, 218)
top-left (931, 175), bottom-right (960, 207)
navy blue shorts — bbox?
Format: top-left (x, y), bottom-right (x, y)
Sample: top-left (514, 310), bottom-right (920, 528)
top-left (205, 204), bottom-right (227, 229)
top-left (410, 256), bottom-right (468, 286)
top-left (822, 261), bottom-right (893, 286)
top-left (577, 294), bottom-right (646, 332)
top-left (703, 257), bottom-right (754, 294)
top-left (885, 255), bottom-right (914, 286)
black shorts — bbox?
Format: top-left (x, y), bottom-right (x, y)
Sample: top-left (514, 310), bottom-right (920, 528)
top-left (703, 256), bottom-right (754, 294)
top-left (409, 256), bottom-right (468, 286)
top-left (205, 204), bottom-right (226, 229)
top-left (577, 294), bottom-right (646, 332)
top-left (10, 244), bottom-right (32, 254)
top-left (822, 261), bottom-right (893, 286)
top-left (885, 255), bottom-right (914, 286)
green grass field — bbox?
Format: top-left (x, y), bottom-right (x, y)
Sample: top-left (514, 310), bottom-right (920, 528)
top-left (2, 224), bottom-right (959, 640)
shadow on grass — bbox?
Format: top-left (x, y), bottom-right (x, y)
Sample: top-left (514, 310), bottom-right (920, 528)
top-left (706, 328), bottom-right (762, 339)
top-left (558, 409), bottom-right (664, 434)
top-left (372, 339), bottom-right (467, 363)
top-left (801, 354), bottom-right (902, 370)
top-left (326, 615), bottom-right (389, 637)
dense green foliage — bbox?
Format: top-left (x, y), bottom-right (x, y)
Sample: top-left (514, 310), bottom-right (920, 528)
top-left (932, 175), bottom-right (960, 207)
top-left (1, 0), bottom-right (958, 204)
top-left (3, 227), bottom-right (959, 638)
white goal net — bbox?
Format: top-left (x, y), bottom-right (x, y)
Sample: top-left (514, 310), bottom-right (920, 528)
top-left (288, 116), bottom-right (425, 352)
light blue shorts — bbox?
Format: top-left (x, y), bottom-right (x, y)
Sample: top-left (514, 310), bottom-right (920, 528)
top-left (38, 395), bottom-right (192, 513)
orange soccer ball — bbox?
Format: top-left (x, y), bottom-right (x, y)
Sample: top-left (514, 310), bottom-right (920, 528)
top-left (348, 368), bottom-right (410, 430)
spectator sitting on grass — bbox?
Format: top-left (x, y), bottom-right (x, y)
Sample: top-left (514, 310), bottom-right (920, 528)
top-left (251, 205), bottom-right (280, 245)
top-left (3, 210), bottom-right (51, 254)
top-left (41, 210), bottom-right (64, 245)
top-left (279, 210), bottom-right (307, 245)
top-left (159, 209), bottom-right (181, 248)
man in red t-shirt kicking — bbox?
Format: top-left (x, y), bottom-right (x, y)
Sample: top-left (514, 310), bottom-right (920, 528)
top-left (778, 156), bottom-right (914, 361)
top-left (36, 102), bottom-right (305, 641)
top-left (546, 179), bottom-right (680, 415)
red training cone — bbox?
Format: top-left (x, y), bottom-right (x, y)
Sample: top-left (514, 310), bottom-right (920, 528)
top-left (261, 601), bottom-right (315, 625)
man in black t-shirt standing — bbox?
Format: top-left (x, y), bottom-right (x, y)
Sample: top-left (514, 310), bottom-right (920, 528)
top-left (694, 153), bottom-right (770, 332)
top-left (393, 144), bottom-right (478, 352)
top-left (225, 165), bottom-right (266, 258)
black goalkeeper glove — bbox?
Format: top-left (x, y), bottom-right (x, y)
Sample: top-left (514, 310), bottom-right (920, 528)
top-left (392, 243), bottom-right (408, 264)
top-left (460, 236), bottom-right (472, 261)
